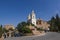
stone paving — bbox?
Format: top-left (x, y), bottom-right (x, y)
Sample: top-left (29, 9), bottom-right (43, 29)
top-left (4, 32), bottom-right (60, 40)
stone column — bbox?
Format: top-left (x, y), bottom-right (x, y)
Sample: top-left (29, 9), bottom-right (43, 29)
top-left (9, 32), bottom-right (11, 37)
top-left (6, 33), bottom-right (8, 38)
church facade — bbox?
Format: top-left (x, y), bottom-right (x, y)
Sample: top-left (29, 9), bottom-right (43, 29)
top-left (27, 10), bottom-right (50, 30)
top-left (27, 10), bottom-right (36, 26)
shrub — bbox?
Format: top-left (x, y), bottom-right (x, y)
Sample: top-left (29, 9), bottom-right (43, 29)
top-left (37, 28), bottom-right (44, 31)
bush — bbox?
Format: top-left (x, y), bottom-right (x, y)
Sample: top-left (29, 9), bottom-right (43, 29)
top-left (3, 28), bottom-right (9, 33)
top-left (22, 28), bottom-right (32, 33)
top-left (37, 28), bottom-right (44, 31)
top-left (19, 27), bottom-right (32, 33)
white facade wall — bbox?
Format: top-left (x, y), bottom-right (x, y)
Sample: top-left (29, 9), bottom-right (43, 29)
top-left (28, 10), bottom-right (36, 26)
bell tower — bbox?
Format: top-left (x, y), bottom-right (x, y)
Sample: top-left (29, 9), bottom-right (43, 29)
top-left (27, 10), bottom-right (36, 26)
top-left (28, 14), bottom-right (31, 20)
top-left (31, 10), bottom-right (36, 26)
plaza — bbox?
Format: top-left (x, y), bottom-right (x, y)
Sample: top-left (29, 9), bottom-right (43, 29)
top-left (4, 32), bottom-right (60, 40)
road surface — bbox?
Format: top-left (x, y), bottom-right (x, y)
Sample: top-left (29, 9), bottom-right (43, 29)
top-left (4, 32), bottom-right (60, 40)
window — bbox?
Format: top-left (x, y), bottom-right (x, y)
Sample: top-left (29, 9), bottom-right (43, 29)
top-left (33, 22), bottom-right (35, 24)
top-left (32, 16), bottom-right (35, 19)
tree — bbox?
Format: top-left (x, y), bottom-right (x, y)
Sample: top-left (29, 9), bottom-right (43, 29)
top-left (26, 22), bottom-right (35, 26)
top-left (48, 16), bottom-right (56, 31)
top-left (48, 14), bottom-right (60, 32)
top-left (16, 22), bottom-right (32, 34)
top-left (0, 25), bottom-right (3, 38)
top-left (55, 14), bottom-right (60, 31)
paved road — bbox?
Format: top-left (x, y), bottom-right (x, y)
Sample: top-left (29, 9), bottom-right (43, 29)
top-left (4, 32), bottom-right (60, 40)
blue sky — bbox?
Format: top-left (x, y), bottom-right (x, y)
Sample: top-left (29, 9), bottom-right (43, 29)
top-left (0, 0), bottom-right (60, 27)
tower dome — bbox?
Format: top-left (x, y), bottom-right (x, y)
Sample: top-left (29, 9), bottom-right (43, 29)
top-left (28, 13), bottom-right (31, 20)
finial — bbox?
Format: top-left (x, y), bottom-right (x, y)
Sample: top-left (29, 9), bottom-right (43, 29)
top-left (32, 10), bottom-right (34, 13)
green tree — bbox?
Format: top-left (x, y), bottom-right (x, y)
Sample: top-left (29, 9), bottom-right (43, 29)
top-left (55, 14), bottom-right (60, 31)
top-left (49, 16), bottom-right (57, 31)
top-left (0, 25), bottom-right (3, 38)
top-left (48, 14), bottom-right (60, 32)
top-left (26, 22), bottom-right (35, 26)
top-left (16, 22), bottom-right (32, 34)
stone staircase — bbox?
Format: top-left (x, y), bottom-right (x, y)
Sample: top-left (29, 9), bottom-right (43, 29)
top-left (32, 27), bottom-right (41, 35)
top-left (28, 25), bottom-right (41, 35)
top-left (32, 30), bottom-right (40, 35)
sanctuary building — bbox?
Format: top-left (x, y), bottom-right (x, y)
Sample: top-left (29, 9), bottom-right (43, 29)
top-left (27, 10), bottom-right (50, 30)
